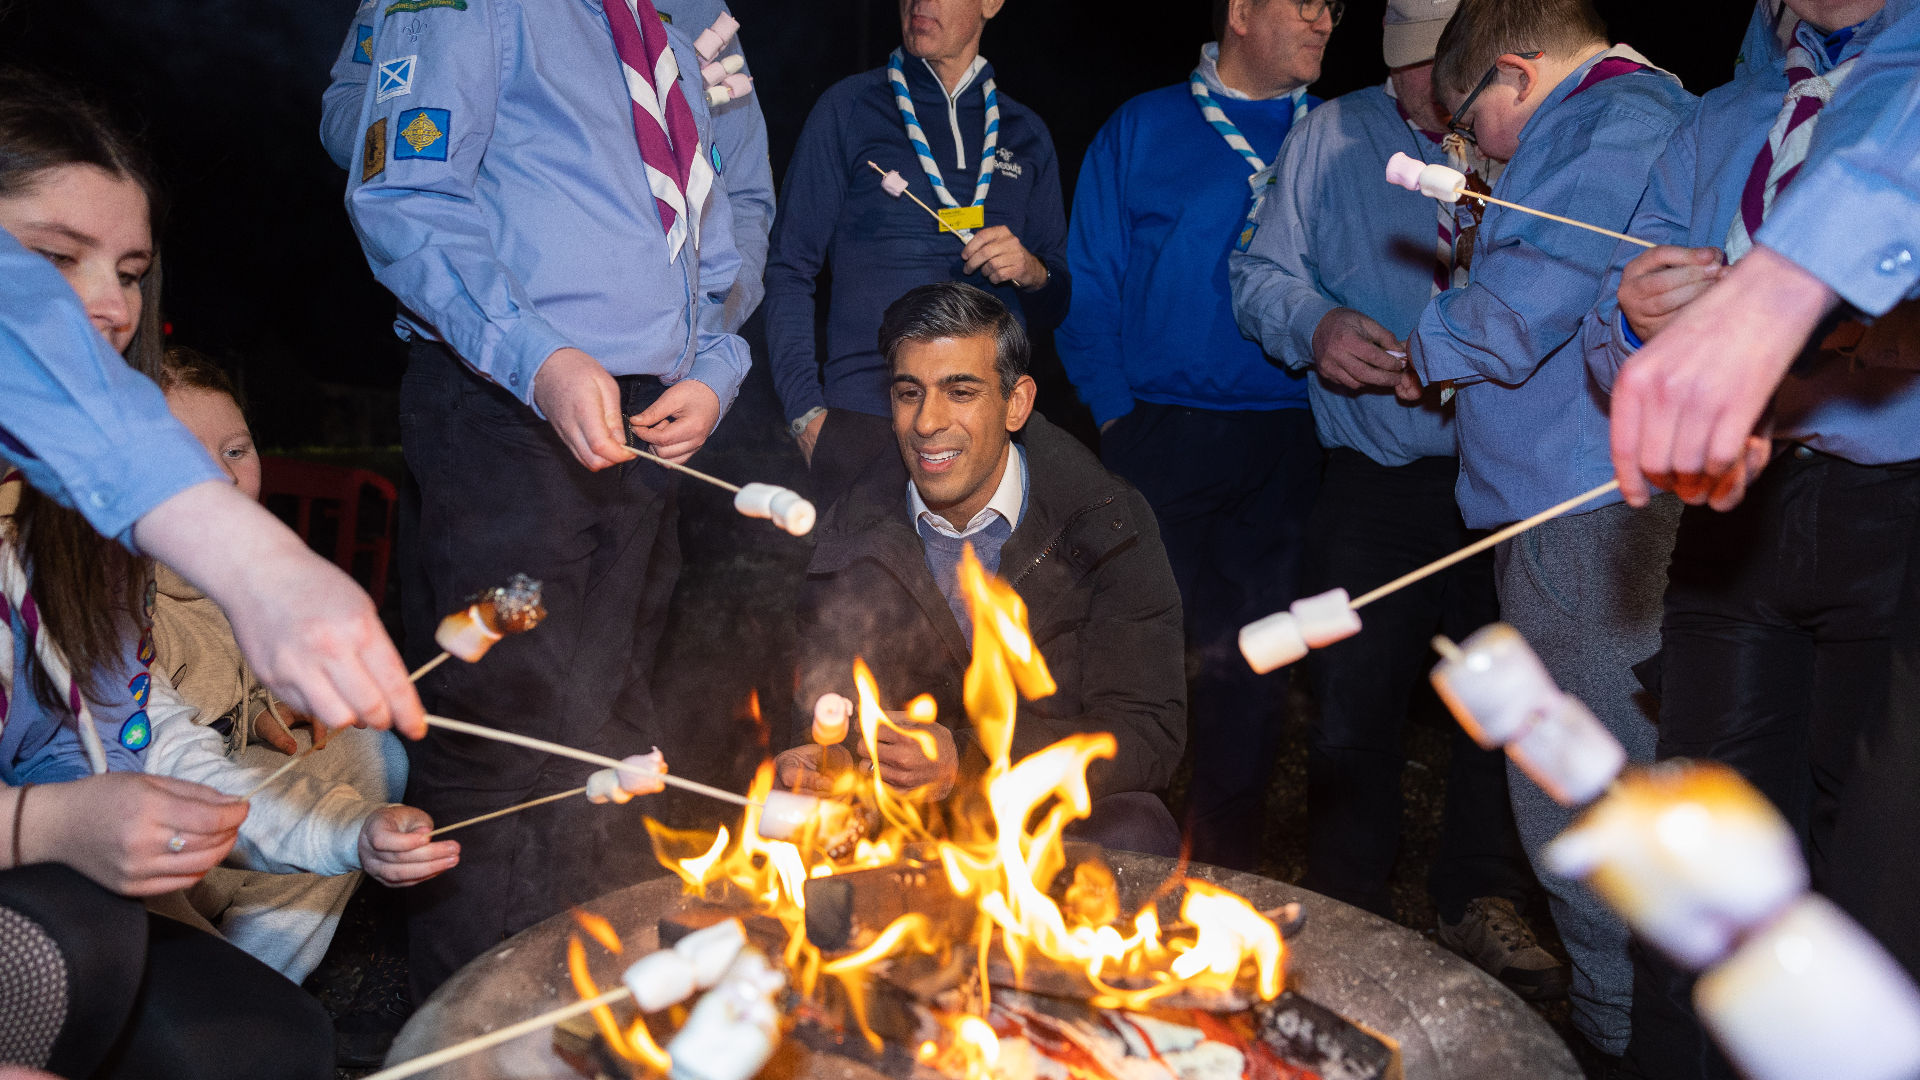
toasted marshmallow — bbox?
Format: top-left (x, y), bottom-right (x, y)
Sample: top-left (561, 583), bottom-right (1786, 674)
top-left (1431, 623), bottom-right (1562, 748)
top-left (623, 947), bottom-right (697, 1012)
top-left (756, 789), bottom-right (819, 841)
top-left (691, 12), bottom-right (740, 62)
top-left (1545, 762), bottom-right (1807, 968)
top-left (1239, 610), bottom-right (1308, 674)
top-left (813, 692), bottom-right (853, 745)
top-left (1290, 588), bottom-right (1362, 648)
top-left (1696, 895), bottom-right (1920, 1080)
top-left (435, 604), bottom-right (503, 662)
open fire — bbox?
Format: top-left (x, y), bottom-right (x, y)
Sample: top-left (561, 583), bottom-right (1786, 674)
top-left (566, 546), bottom-right (1337, 1080)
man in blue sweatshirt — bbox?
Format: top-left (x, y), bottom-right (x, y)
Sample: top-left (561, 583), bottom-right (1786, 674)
top-left (1582, 2), bottom-right (1912, 1075)
top-left (1057, 0), bottom-right (1334, 873)
top-left (765, 0), bottom-right (1071, 507)
top-left (1407, 0), bottom-right (1693, 1061)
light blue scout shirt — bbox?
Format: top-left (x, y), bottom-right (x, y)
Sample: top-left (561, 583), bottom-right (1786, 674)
top-left (1409, 50), bottom-right (1694, 529)
top-left (1759, 0), bottom-right (1920, 318)
top-left (0, 231), bottom-right (225, 547)
top-left (1230, 83), bottom-right (1457, 467)
top-left (1584, 3), bottom-right (1920, 465)
top-left (320, 0), bottom-right (774, 335)
top-left (339, 0), bottom-right (751, 416)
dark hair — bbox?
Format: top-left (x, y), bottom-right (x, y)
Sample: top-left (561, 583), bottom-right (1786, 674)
top-left (159, 346), bottom-right (244, 410)
top-left (1433, 0), bottom-right (1610, 96)
top-left (878, 282), bottom-right (1030, 397)
top-left (0, 68), bottom-right (164, 710)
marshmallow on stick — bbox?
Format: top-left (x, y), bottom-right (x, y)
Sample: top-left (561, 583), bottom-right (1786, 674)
top-left (615, 446), bottom-right (815, 536)
top-left (624, 918), bottom-right (747, 1010)
top-left (866, 161), bottom-right (971, 243)
top-left (1383, 152), bottom-right (1655, 249)
top-left (1429, 624), bottom-right (1626, 806)
top-left (586, 749), bottom-right (670, 805)
top-left (412, 573), bottom-right (549, 681)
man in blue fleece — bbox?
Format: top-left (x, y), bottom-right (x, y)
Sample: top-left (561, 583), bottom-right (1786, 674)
top-left (1057, 0), bottom-right (1334, 873)
top-left (1406, 0), bottom-right (1693, 1062)
top-left (766, 0), bottom-right (1070, 506)
top-left (1581, 1), bottom-right (1909, 1075)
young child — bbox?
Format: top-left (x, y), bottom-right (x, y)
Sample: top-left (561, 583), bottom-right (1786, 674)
top-left (147, 348), bottom-right (458, 985)
top-left (1405, 0), bottom-right (1695, 1064)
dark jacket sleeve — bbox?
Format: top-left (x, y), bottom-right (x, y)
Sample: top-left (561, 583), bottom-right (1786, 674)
top-left (1012, 114), bottom-right (1073, 333)
top-left (764, 87), bottom-right (851, 425)
top-left (965, 488), bottom-right (1187, 800)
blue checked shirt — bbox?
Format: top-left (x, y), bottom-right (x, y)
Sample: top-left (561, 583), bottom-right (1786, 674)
top-left (334, 0), bottom-right (750, 416)
top-left (0, 230), bottom-right (224, 547)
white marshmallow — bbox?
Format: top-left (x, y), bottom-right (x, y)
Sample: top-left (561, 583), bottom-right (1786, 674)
top-left (1430, 622), bottom-right (1561, 748)
top-left (673, 918), bottom-right (748, 990)
top-left (623, 948), bottom-right (698, 1012)
top-left (1505, 692), bottom-right (1626, 807)
top-left (1384, 151), bottom-right (1426, 192)
top-left (1239, 610), bottom-right (1307, 674)
top-left (1288, 588), bottom-right (1362, 649)
top-left (1696, 895), bottom-right (1920, 1080)
top-left (756, 789), bottom-right (820, 841)
top-left (881, 170), bottom-right (910, 197)
top-left (705, 85), bottom-right (732, 108)
top-left (767, 488), bottom-right (815, 536)
top-left (434, 605), bottom-right (502, 662)
top-left (586, 750), bottom-right (668, 804)
top-left (733, 482), bottom-right (779, 519)
top-left (1417, 163), bottom-right (1467, 203)
top-left (1545, 762), bottom-right (1808, 969)
top-left (666, 949), bottom-right (785, 1080)
top-left (691, 12), bottom-right (740, 63)
top-left (813, 692), bottom-right (852, 745)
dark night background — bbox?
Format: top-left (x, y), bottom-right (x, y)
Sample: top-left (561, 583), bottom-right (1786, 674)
top-left (1, 0), bottom-right (1751, 448)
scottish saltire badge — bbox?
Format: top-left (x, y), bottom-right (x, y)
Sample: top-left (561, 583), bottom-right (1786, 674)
top-left (128, 671), bottom-right (151, 709)
top-left (377, 56), bottom-right (417, 103)
top-left (363, 117), bottom-right (388, 181)
top-left (120, 711), bottom-right (152, 751)
top-left (354, 24), bottom-right (374, 63)
top-left (395, 108), bottom-right (450, 161)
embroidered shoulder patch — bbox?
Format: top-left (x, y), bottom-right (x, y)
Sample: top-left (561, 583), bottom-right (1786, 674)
top-left (354, 24), bottom-right (375, 63)
top-left (710, 142), bottom-right (722, 173)
top-left (363, 116), bottom-right (388, 181)
top-left (1236, 221), bottom-right (1259, 252)
top-left (377, 55), bottom-right (417, 102)
top-left (120, 710), bottom-right (152, 751)
top-left (128, 671), bottom-right (151, 709)
top-left (657, 9), bottom-right (671, 21)
top-left (136, 631), bottom-right (155, 666)
top-left (395, 108), bottom-right (450, 161)
top-left (385, 0), bottom-right (465, 12)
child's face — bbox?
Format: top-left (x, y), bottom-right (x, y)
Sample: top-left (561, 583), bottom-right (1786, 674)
top-left (167, 387), bottom-right (261, 501)
top-left (1446, 60), bottom-right (1541, 163)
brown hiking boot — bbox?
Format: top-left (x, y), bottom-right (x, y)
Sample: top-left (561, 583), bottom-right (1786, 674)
top-left (1437, 896), bottom-right (1570, 1001)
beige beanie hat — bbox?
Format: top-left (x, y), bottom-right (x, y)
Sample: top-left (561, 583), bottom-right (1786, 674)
top-left (1383, 0), bottom-right (1459, 68)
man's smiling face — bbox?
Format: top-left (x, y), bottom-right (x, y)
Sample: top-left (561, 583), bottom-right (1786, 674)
top-left (890, 332), bottom-right (1034, 526)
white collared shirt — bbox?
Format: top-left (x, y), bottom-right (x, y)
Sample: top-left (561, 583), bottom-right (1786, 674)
top-left (908, 442), bottom-right (1026, 539)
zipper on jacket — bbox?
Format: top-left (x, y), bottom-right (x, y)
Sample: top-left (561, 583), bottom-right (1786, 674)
top-left (923, 56), bottom-right (974, 170)
top-left (1010, 495), bottom-right (1118, 587)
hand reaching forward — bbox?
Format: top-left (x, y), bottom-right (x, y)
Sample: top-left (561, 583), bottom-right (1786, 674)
top-left (962, 226), bottom-right (1048, 290)
top-left (14, 773), bottom-right (248, 896)
top-left (631, 380), bottom-right (721, 464)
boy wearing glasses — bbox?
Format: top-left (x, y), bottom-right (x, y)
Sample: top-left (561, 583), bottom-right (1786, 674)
top-left (1404, 0), bottom-right (1693, 1065)
top-left (1058, 0), bottom-right (1335, 874)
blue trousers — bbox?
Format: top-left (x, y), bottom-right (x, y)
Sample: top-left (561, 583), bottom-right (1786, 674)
top-left (1102, 403), bottom-right (1319, 871)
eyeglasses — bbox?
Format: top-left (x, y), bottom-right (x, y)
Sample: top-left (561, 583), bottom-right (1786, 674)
top-left (1296, 0), bottom-right (1345, 27)
top-left (1445, 51), bottom-right (1543, 144)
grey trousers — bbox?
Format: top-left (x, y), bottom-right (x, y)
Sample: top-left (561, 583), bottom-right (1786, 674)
top-left (1494, 495), bottom-right (1681, 1055)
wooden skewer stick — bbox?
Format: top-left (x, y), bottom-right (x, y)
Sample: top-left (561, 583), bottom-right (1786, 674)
top-left (611, 443), bottom-right (741, 494)
top-left (429, 786), bottom-right (588, 837)
top-left (362, 987), bottom-right (632, 1080)
top-left (409, 652), bottom-right (452, 682)
top-left (1349, 480), bottom-right (1621, 610)
top-left (1452, 186), bottom-right (1655, 248)
top-left (423, 715), bottom-right (757, 808)
top-left (866, 161), bottom-right (969, 241)
top-left (240, 745), bottom-right (315, 802)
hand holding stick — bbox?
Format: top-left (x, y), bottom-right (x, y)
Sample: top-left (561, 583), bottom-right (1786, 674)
top-left (610, 444), bottom-right (815, 536)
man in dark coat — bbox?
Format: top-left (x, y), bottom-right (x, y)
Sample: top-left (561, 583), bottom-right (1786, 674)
top-left (775, 283), bottom-right (1184, 854)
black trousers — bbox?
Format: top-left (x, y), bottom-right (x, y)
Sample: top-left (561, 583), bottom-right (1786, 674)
top-left (1102, 403), bottom-right (1320, 871)
top-left (397, 340), bottom-right (682, 999)
top-left (1297, 449), bottom-right (1528, 923)
top-left (1626, 446), bottom-right (1920, 1080)
top-left (0, 863), bottom-right (330, 1080)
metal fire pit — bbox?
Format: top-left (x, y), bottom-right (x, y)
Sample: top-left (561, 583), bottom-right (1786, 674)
top-left (386, 852), bottom-right (1577, 1080)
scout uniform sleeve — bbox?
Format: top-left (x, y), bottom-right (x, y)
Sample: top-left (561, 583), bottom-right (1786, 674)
top-left (345, 0), bottom-right (571, 408)
top-left (319, 0), bottom-right (379, 171)
top-left (1412, 107), bottom-right (1682, 388)
top-left (1583, 118), bottom-right (1700, 393)
top-left (1009, 122), bottom-right (1073, 333)
top-left (762, 89), bottom-right (851, 425)
top-left (0, 233), bottom-right (224, 549)
top-left (1229, 117), bottom-right (1339, 372)
top-left (1054, 116), bottom-right (1138, 428)
top-left (706, 28), bottom-right (775, 335)
top-left (687, 99), bottom-right (752, 419)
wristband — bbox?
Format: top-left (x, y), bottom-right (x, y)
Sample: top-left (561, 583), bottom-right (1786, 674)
top-left (789, 406), bottom-right (829, 440)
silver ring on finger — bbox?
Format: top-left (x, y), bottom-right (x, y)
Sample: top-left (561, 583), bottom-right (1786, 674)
top-left (167, 834), bottom-right (187, 854)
